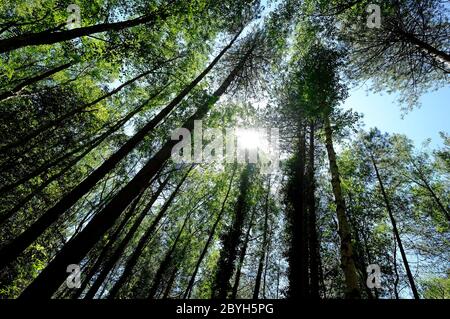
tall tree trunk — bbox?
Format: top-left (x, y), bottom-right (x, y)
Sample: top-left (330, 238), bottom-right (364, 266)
top-left (162, 239), bottom-right (190, 299)
top-left (370, 153), bottom-right (420, 299)
top-left (0, 1), bottom-right (175, 53)
top-left (212, 164), bottom-right (254, 299)
top-left (71, 189), bottom-right (145, 299)
top-left (323, 115), bottom-right (361, 299)
top-left (105, 167), bottom-right (192, 299)
top-left (231, 208), bottom-right (256, 299)
top-left (0, 62), bottom-right (74, 102)
top-left (83, 175), bottom-right (170, 299)
top-left (162, 266), bottom-right (179, 299)
top-left (0, 30), bottom-right (243, 271)
top-left (346, 195), bottom-right (374, 299)
top-left (183, 166), bottom-right (237, 299)
top-left (253, 180), bottom-right (270, 299)
top-left (148, 211), bottom-right (192, 299)
top-left (287, 125), bottom-right (309, 299)
top-left (306, 123), bottom-right (320, 299)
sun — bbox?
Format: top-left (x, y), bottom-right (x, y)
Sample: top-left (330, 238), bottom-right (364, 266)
top-left (236, 128), bottom-right (268, 151)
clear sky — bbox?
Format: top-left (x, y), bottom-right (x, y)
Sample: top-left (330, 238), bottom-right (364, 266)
top-left (342, 84), bottom-right (450, 148)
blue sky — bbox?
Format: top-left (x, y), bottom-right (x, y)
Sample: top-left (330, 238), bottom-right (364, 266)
top-left (342, 84), bottom-right (450, 148)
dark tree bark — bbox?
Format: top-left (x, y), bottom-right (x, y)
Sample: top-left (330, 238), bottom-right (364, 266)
top-left (0, 62), bottom-right (74, 102)
top-left (71, 193), bottom-right (141, 299)
top-left (183, 166), bottom-right (237, 299)
top-left (231, 208), bottom-right (256, 299)
top-left (253, 180), bottom-right (270, 299)
top-left (0, 91), bottom-right (166, 225)
top-left (148, 211), bottom-right (192, 299)
top-left (213, 164), bottom-right (254, 299)
top-left (0, 2), bottom-right (174, 53)
top-left (0, 56), bottom-right (178, 155)
top-left (106, 168), bottom-right (192, 299)
top-left (83, 175), bottom-right (170, 299)
top-left (287, 126), bottom-right (309, 299)
top-left (396, 29), bottom-right (450, 66)
top-left (306, 123), bottom-right (321, 299)
top-left (17, 40), bottom-right (254, 299)
top-left (408, 158), bottom-right (450, 221)
top-left (370, 153), bottom-right (420, 299)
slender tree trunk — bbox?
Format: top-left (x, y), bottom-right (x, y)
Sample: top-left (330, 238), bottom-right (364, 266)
top-left (0, 85), bottom-right (168, 224)
top-left (148, 211), bottom-right (192, 299)
top-left (0, 2), bottom-right (174, 53)
top-left (392, 234), bottom-right (400, 299)
top-left (0, 62), bottom-right (74, 102)
top-left (408, 156), bottom-right (450, 221)
top-left (162, 239), bottom-right (190, 299)
top-left (71, 165), bottom-right (169, 298)
top-left (105, 168), bottom-right (193, 299)
top-left (0, 31), bottom-right (244, 271)
top-left (213, 164), bottom-right (254, 299)
top-left (162, 266), bottom-right (179, 299)
top-left (0, 57), bottom-right (177, 155)
top-left (423, 182), bottom-right (450, 221)
top-left (306, 123), bottom-right (320, 299)
top-left (253, 180), bottom-right (270, 299)
top-left (231, 208), bottom-right (256, 299)
top-left (183, 166), bottom-right (237, 299)
top-left (71, 192), bottom-right (143, 299)
top-left (83, 176), bottom-right (170, 299)
top-left (370, 154), bottom-right (420, 299)
top-left (323, 115), bottom-right (361, 299)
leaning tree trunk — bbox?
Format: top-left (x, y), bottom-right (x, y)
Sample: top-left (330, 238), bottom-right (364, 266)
top-left (183, 165), bottom-right (237, 299)
top-left (396, 29), bottom-right (450, 68)
top-left (370, 153), bottom-right (420, 299)
top-left (0, 29), bottom-right (243, 271)
top-left (409, 158), bottom-right (450, 221)
top-left (148, 211), bottom-right (192, 299)
top-left (0, 62), bottom-right (74, 102)
top-left (0, 95), bottom-right (166, 225)
top-left (0, 57), bottom-right (177, 155)
top-left (105, 167), bottom-right (192, 299)
top-left (83, 175), bottom-right (170, 299)
top-left (0, 1), bottom-right (175, 53)
top-left (323, 115), bottom-right (361, 299)
top-left (0, 82), bottom-right (169, 198)
top-left (71, 188), bottom-right (144, 299)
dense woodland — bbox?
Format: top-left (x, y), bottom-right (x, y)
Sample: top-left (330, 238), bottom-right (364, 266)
top-left (0, 0), bottom-right (448, 299)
